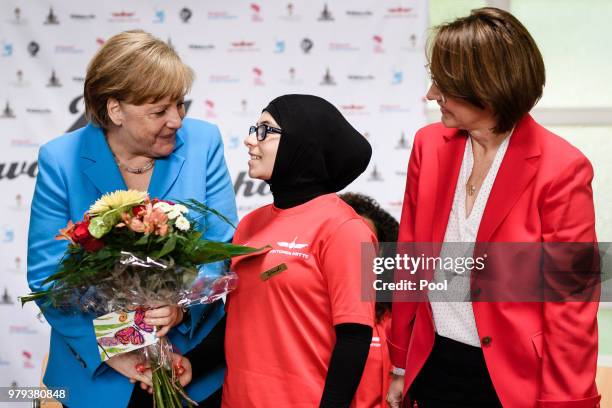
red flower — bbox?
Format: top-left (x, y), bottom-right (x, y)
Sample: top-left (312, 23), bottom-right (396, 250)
top-left (69, 219), bottom-right (105, 252)
top-left (71, 221), bottom-right (91, 244)
top-left (132, 205), bottom-right (146, 217)
top-left (82, 238), bottom-right (105, 252)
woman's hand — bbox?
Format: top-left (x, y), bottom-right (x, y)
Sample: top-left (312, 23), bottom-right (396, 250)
top-left (106, 352), bottom-right (152, 387)
top-left (386, 374), bottom-right (405, 408)
top-left (131, 352), bottom-right (193, 394)
top-left (145, 305), bottom-right (184, 337)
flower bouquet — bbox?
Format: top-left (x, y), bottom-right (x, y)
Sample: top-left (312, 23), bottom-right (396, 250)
top-left (21, 190), bottom-right (264, 407)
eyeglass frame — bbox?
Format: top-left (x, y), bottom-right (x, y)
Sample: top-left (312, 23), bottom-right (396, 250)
top-left (248, 124), bottom-right (283, 141)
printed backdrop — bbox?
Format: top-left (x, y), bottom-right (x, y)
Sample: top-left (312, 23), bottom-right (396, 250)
top-left (0, 0), bottom-right (429, 390)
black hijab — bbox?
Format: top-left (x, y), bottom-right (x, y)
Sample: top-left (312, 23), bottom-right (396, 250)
top-left (263, 94), bottom-right (372, 209)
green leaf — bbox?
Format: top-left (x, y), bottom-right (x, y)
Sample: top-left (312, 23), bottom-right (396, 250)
top-left (134, 234), bottom-right (150, 246)
top-left (158, 235), bottom-right (177, 258)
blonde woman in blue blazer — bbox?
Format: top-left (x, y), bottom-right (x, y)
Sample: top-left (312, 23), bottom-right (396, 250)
top-left (27, 30), bottom-right (237, 408)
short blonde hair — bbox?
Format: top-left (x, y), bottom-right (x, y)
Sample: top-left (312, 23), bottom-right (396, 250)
top-left (84, 30), bottom-right (194, 128)
top-left (428, 7), bottom-right (545, 133)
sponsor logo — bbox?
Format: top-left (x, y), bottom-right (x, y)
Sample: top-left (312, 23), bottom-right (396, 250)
top-left (1, 287), bottom-right (14, 304)
top-left (329, 42), bottom-right (360, 52)
top-left (72, 76), bottom-right (85, 82)
top-left (391, 69), bottom-right (403, 85)
top-left (55, 44), bottom-right (84, 54)
top-left (346, 10), bottom-right (373, 17)
top-left (2, 41), bottom-right (13, 56)
top-left (228, 41), bottom-right (259, 52)
top-left (44, 7), bottom-right (60, 25)
top-left (11, 70), bottom-right (30, 87)
top-left (22, 351), bottom-right (35, 369)
top-left (274, 39), bottom-right (285, 53)
top-left (10, 326), bottom-right (38, 335)
top-left (403, 33), bottom-right (418, 50)
top-left (234, 99), bottom-right (258, 117)
top-left (208, 11), bottom-right (238, 20)
top-left (188, 44), bottom-right (215, 51)
top-left (208, 74), bottom-right (240, 84)
top-left (204, 100), bottom-right (217, 119)
top-left (396, 132), bottom-right (411, 149)
top-left (9, 7), bottom-right (27, 25)
top-left (153, 9), bottom-right (165, 23)
top-left (70, 13), bottom-right (96, 20)
top-left (27, 41), bottom-right (40, 57)
top-left (252, 67), bottom-right (265, 86)
top-left (1, 102), bottom-right (16, 118)
top-left (0, 356), bottom-right (10, 366)
top-left (10, 139), bottom-right (40, 148)
top-left (26, 108), bottom-right (52, 114)
top-left (251, 3), bottom-right (263, 22)
top-left (318, 4), bottom-right (334, 21)
top-left (368, 165), bottom-right (384, 181)
top-left (281, 67), bottom-right (303, 86)
top-left (108, 11), bottom-right (139, 22)
top-left (379, 104), bottom-right (411, 113)
top-left (340, 104), bottom-right (369, 115)
top-left (321, 68), bottom-right (336, 85)
top-left (226, 134), bottom-right (241, 150)
top-left (301, 38), bottom-right (314, 54)
top-left (47, 70), bottom-right (62, 87)
top-left (347, 74), bottom-right (375, 82)
top-left (373, 35), bottom-right (385, 53)
top-left (385, 7), bottom-right (416, 18)
top-left (1, 226), bottom-right (15, 242)
top-left (179, 7), bottom-right (192, 23)
top-left (280, 3), bottom-right (301, 21)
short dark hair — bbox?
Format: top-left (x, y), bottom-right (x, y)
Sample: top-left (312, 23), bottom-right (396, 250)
top-left (428, 7), bottom-right (545, 133)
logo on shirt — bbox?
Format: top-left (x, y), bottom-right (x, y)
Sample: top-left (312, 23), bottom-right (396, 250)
top-left (277, 237), bottom-right (308, 249)
top-left (272, 237), bottom-right (310, 259)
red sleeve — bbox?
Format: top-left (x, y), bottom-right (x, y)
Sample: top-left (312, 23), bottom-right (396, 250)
top-left (388, 130), bottom-right (423, 368)
top-left (321, 218), bottom-right (376, 327)
top-left (538, 156), bottom-right (600, 407)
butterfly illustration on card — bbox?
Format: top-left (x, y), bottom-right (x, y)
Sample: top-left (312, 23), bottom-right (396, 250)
top-left (114, 309), bottom-right (155, 345)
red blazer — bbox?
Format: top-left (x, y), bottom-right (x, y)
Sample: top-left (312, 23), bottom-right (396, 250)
top-left (389, 115), bottom-right (600, 408)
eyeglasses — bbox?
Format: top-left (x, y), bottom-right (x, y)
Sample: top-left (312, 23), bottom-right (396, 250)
top-left (249, 124), bottom-right (282, 141)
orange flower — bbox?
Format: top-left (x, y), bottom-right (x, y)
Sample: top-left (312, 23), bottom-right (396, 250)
top-left (55, 220), bottom-right (76, 242)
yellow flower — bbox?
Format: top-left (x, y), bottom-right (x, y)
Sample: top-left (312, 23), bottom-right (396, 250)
top-left (89, 190), bottom-right (149, 216)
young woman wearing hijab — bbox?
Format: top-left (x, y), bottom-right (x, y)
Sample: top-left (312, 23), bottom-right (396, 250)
top-left (220, 94), bottom-right (377, 407)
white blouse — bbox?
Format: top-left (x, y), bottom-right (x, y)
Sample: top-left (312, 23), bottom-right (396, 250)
top-left (429, 133), bottom-right (511, 347)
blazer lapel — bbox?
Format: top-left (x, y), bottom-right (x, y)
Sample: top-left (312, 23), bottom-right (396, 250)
top-left (476, 114), bottom-right (541, 242)
top-left (80, 123), bottom-right (127, 194)
top-left (147, 133), bottom-right (186, 199)
top-left (432, 129), bottom-right (467, 242)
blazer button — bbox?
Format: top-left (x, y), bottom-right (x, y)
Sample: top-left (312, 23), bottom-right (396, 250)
top-left (481, 336), bottom-right (492, 347)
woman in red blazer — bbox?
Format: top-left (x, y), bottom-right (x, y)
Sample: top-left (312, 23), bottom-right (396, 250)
top-left (387, 7), bottom-right (600, 408)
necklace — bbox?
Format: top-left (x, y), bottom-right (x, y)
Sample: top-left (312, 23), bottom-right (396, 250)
top-left (114, 156), bottom-right (155, 174)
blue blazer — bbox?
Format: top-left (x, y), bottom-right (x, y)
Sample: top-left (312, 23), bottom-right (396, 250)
top-left (27, 119), bottom-right (238, 408)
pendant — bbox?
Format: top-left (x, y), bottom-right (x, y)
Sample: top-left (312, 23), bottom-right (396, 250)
top-left (467, 184), bottom-right (476, 196)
